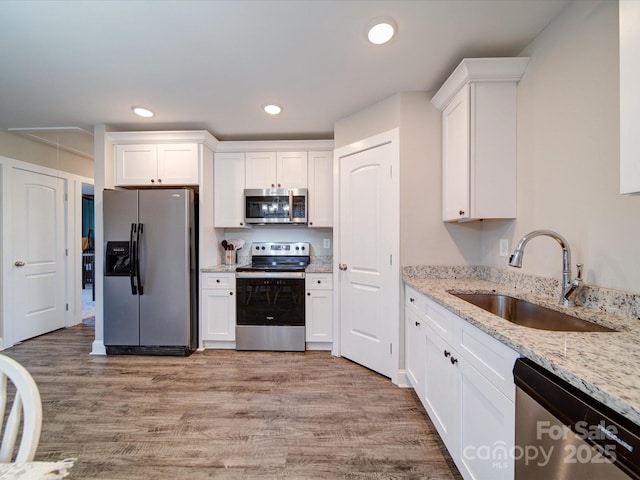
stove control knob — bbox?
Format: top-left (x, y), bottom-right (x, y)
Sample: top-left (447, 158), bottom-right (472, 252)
top-left (301, 246), bottom-right (306, 251)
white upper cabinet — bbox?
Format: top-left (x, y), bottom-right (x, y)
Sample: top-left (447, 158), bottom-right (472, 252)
top-left (214, 152), bottom-right (246, 228)
top-left (432, 58), bottom-right (529, 222)
top-left (307, 150), bottom-right (333, 227)
top-left (277, 151), bottom-right (308, 188)
top-left (245, 152), bottom-right (277, 189)
top-left (157, 143), bottom-right (200, 184)
top-left (620, 0), bottom-right (640, 194)
top-left (109, 131), bottom-right (217, 187)
top-left (245, 151), bottom-right (308, 189)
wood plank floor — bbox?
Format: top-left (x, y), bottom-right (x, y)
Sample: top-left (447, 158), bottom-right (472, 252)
top-left (3, 323), bottom-right (462, 479)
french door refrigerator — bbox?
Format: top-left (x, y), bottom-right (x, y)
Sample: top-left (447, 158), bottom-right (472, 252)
top-left (103, 188), bottom-right (197, 356)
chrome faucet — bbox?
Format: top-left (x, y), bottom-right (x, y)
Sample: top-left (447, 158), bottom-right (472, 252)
top-left (508, 229), bottom-right (583, 307)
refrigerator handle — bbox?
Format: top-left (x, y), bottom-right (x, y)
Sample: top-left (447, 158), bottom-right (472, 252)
top-left (129, 223), bottom-right (137, 295)
top-left (136, 223), bottom-right (144, 295)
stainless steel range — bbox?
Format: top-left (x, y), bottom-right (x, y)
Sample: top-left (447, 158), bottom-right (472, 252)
top-left (235, 242), bottom-right (310, 351)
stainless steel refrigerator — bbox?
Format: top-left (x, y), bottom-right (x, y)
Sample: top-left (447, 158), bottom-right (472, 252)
top-left (103, 188), bottom-right (197, 355)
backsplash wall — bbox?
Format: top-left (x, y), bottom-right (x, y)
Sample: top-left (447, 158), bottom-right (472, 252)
top-left (481, 0), bottom-right (640, 295)
top-left (214, 226), bottom-right (333, 265)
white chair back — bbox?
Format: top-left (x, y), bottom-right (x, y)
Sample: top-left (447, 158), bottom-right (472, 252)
top-left (0, 354), bottom-right (42, 462)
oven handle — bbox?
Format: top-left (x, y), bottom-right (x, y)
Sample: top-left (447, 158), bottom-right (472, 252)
top-left (236, 271), bottom-right (305, 279)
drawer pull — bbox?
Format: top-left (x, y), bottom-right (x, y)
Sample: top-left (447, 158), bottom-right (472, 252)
top-left (415, 321), bottom-right (420, 327)
top-left (444, 350), bottom-right (451, 358)
top-left (450, 357), bottom-right (458, 365)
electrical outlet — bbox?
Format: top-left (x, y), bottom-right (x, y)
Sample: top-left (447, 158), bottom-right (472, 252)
top-left (499, 239), bottom-right (509, 257)
top-left (323, 238), bottom-right (331, 249)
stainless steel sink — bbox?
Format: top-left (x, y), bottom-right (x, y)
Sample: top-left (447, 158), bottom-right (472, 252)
top-left (451, 293), bottom-right (617, 332)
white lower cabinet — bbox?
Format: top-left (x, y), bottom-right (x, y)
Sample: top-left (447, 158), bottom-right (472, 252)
top-left (201, 273), bottom-right (236, 345)
top-left (305, 273), bottom-right (333, 349)
top-left (405, 288), bottom-right (426, 400)
top-left (405, 285), bottom-right (518, 480)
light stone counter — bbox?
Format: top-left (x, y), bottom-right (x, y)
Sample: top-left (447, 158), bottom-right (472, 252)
top-left (200, 257), bottom-right (332, 274)
top-left (305, 264), bottom-right (332, 273)
top-left (404, 266), bottom-right (640, 426)
top-left (200, 263), bottom-right (247, 273)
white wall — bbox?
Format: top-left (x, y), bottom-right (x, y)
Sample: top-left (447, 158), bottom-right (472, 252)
top-left (482, 0), bottom-right (640, 294)
top-left (334, 92), bottom-right (483, 268)
top-left (217, 226), bottom-right (333, 265)
top-left (0, 130), bottom-right (93, 178)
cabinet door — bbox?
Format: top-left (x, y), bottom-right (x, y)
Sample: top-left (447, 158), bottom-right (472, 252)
top-left (201, 288), bottom-right (236, 341)
top-left (305, 289), bottom-right (333, 342)
top-left (458, 358), bottom-right (515, 480)
top-left (442, 85), bottom-right (470, 221)
top-left (620, 0), bottom-right (640, 194)
top-left (277, 151), bottom-right (308, 188)
top-left (308, 151), bottom-right (333, 227)
top-left (405, 309), bottom-right (425, 399)
top-left (115, 144), bottom-right (158, 186)
top-left (157, 143), bottom-right (199, 185)
top-left (214, 152), bottom-right (246, 227)
top-left (423, 324), bottom-right (459, 453)
top-left (245, 152), bottom-right (277, 188)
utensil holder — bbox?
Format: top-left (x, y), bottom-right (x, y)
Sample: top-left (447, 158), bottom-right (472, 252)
top-left (224, 251), bottom-right (236, 265)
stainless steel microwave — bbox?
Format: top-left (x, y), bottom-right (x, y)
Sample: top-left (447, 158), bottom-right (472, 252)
top-left (244, 188), bottom-right (308, 225)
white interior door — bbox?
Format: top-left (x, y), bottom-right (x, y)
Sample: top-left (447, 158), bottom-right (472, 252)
top-left (338, 133), bottom-right (399, 379)
top-left (11, 168), bottom-right (66, 343)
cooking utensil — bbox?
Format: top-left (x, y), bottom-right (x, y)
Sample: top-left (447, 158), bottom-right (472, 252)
top-left (221, 240), bottom-right (228, 250)
top-left (227, 238), bottom-right (245, 251)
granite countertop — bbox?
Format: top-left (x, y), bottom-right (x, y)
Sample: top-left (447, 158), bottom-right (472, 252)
top-left (403, 274), bottom-right (640, 426)
top-left (305, 264), bottom-right (332, 273)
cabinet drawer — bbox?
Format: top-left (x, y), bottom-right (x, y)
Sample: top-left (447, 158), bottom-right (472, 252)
top-left (306, 273), bottom-right (333, 290)
top-left (201, 273), bottom-right (235, 290)
top-left (457, 319), bottom-right (520, 401)
top-left (424, 297), bottom-right (454, 342)
top-left (405, 286), bottom-right (426, 314)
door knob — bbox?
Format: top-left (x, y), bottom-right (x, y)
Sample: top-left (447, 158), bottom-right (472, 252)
top-left (339, 264), bottom-right (348, 271)
top-left (14, 261), bottom-right (25, 267)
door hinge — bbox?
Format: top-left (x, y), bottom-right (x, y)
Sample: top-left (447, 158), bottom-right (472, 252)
top-left (390, 254), bottom-right (392, 266)
top-left (390, 165), bottom-right (393, 178)
top-left (390, 343), bottom-right (393, 354)
top-left (66, 304), bottom-right (69, 311)
top-left (64, 193), bottom-right (68, 201)
top-left (65, 249), bottom-right (68, 256)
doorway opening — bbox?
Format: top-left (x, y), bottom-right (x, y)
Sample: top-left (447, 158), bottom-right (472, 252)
top-left (81, 183), bottom-right (95, 326)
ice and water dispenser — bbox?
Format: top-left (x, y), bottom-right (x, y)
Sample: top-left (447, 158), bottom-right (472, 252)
top-left (104, 241), bottom-right (131, 276)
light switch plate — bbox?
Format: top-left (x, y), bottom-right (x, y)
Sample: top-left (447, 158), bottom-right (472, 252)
top-left (323, 238), bottom-right (331, 249)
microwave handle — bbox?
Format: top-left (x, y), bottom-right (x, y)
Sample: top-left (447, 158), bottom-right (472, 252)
top-left (288, 189), bottom-right (293, 222)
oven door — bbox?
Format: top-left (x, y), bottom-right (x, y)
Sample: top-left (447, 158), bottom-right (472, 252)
top-left (243, 188), bottom-right (307, 224)
top-left (235, 272), bottom-right (306, 351)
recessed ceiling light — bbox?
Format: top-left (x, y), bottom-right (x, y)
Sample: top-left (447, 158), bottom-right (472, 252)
top-left (367, 18), bottom-right (397, 45)
top-left (264, 104), bottom-right (282, 115)
top-left (132, 106), bottom-right (154, 118)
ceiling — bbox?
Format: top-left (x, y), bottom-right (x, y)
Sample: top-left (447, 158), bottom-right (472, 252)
top-left (0, 0), bottom-right (571, 156)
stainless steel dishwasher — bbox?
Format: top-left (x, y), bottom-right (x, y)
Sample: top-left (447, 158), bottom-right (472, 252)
top-left (513, 358), bottom-right (640, 479)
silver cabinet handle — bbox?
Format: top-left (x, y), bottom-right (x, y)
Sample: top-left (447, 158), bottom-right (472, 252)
top-left (339, 264), bottom-right (347, 271)
top-left (14, 261), bottom-right (25, 267)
